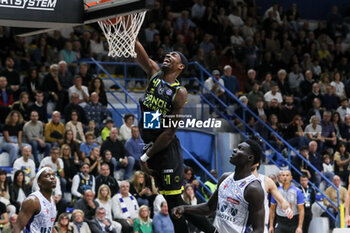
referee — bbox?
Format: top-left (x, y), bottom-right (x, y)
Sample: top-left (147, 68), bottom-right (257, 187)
top-left (269, 169), bottom-right (304, 233)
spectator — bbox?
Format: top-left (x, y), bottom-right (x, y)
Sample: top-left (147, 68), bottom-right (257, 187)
top-left (279, 95), bottom-right (298, 126)
top-left (30, 90), bottom-right (48, 123)
top-left (340, 115), bottom-right (350, 146)
top-left (119, 113), bottom-right (135, 142)
top-left (60, 144), bottom-right (78, 192)
top-left (101, 128), bottom-right (135, 180)
top-left (101, 119), bottom-right (114, 141)
top-left (276, 69), bottom-right (290, 97)
top-left (70, 209), bottom-right (92, 233)
top-left (336, 98), bottom-right (350, 122)
top-left (244, 69), bottom-right (256, 93)
top-left (304, 115), bottom-right (323, 147)
top-left (64, 92), bottom-right (88, 124)
top-left (305, 83), bottom-right (323, 112)
top-left (175, 10), bottom-right (196, 31)
top-left (79, 63), bottom-right (93, 87)
top-left (95, 163), bottom-right (119, 197)
top-left (222, 65), bottom-right (240, 98)
top-left (95, 185), bottom-right (114, 220)
top-left (62, 129), bottom-right (81, 161)
top-left (318, 73), bottom-right (330, 95)
top-left (2, 110), bottom-right (29, 165)
top-left (183, 166), bottom-right (199, 192)
top-left (85, 147), bottom-right (101, 177)
top-left (308, 141), bottom-right (323, 187)
top-left (80, 31), bottom-right (92, 59)
top-left (89, 207), bottom-right (120, 233)
top-left (0, 57), bottom-right (20, 100)
top-left (2, 213), bottom-right (15, 233)
top-left (263, 83), bottom-right (283, 107)
top-left (323, 175), bottom-right (347, 229)
top-left (191, 0), bottom-right (206, 21)
top-left (71, 162), bottom-right (96, 199)
top-left (80, 132), bottom-right (98, 159)
top-left (323, 85), bottom-right (340, 112)
top-left (203, 70), bottom-right (226, 116)
top-left (298, 175), bottom-right (316, 233)
top-left (284, 115), bottom-right (308, 149)
top-left (84, 92), bottom-right (109, 130)
top-left (292, 146), bottom-right (312, 180)
top-left (32, 37), bottom-right (55, 67)
top-left (23, 110), bottom-right (51, 166)
top-left (306, 98), bottom-right (323, 124)
top-left (125, 126), bottom-right (144, 170)
top-left (59, 41), bottom-right (76, 67)
top-left (74, 189), bottom-right (99, 221)
top-left (41, 64), bottom-right (66, 112)
top-left (0, 169), bottom-right (10, 202)
top-left (182, 183), bottom-right (197, 205)
top-left (129, 171), bottom-right (157, 207)
top-left (320, 111), bottom-right (337, 152)
top-left (65, 110), bottom-right (86, 143)
top-left (9, 170), bottom-right (31, 213)
top-left (144, 22), bottom-right (159, 43)
top-left (299, 70), bottom-right (315, 97)
top-left (88, 77), bottom-right (107, 106)
top-left (261, 72), bottom-right (273, 93)
top-left (85, 120), bottom-right (100, 139)
top-left (201, 170), bottom-right (218, 201)
top-left (54, 213), bottom-right (73, 233)
top-left (58, 60), bottom-right (73, 90)
top-left (152, 201), bottom-right (174, 233)
top-left (12, 91), bottom-right (31, 121)
top-left (330, 72), bottom-right (346, 99)
top-left (112, 180), bottom-right (139, 233)
top-left (13, 146), bottom-right (36, 186)
top-left (133, 205), bottom-right (152, 233)
top-left (322, 153), bottom-right (335, 188)
top-left (247, 82), bottom-right (264, 108)
top-left (288, 64), bottom-right (304, 96)
top-left (102, 150), bottom-right (116, 175)
top-left (333, 142), bottom-right (350, 185)
top-left (45, 111), bottom-right (65, 147)
top-left (252, 98), bottom-right (269, 118)
top-left (0, 75), bottom-right (13, 107)
top-left (68, 75), bottom-right (90, 108)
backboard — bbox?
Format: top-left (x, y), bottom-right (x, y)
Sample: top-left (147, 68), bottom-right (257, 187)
top-left (0, 0), bottom-right (154, 36)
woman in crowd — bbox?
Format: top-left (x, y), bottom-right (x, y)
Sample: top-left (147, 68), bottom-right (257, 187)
top-left (130, 171), bottom-right (158, 207)
top-left (182, 184), bottom-right (197, 205)
top-left (133, 205), bottom-right (153, 233)
top-left (0, 170), bottom-right (10, 201)
top-left (2, 110), bottom-right (30, 165)
top-left (102, 150), bottom-right (116, 174)
top-left (65, 110), bottom-right (86, 144)
top-left (333, 142), bottom-right (350, 186)
top-left (318, 73), bottom-right (330, 95)
top-left (88, 77), bottom-right (107, 106)
top-left (9, 170), bottom-right (31, 213)
top-left (332, 111), bottom-right (343, 142)
top-left (330, 72), bottom-right (346, 98)
top-left (60, 144), bottom-right (78, 191)
top-left (21, 67), bottom-right (41, 100)
top-left (119, 113), bottom-right (135, 142)
top-left (12, 91), bottom-right (31, 122)
top-left (84, 147), bottom-right (101, 177)
top-left (95, 184), bottom-right (113, 220)
top-left (62, 130), bottom-right (81, 161)
top-left (70, 209), bottom-right (91, 233)
top-left (182, 166), bottom-right (199, 192)
top-left (54, 213), bottom-right (73, 233)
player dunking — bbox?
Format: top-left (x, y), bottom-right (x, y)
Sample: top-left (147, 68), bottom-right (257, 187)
top-left (135, 41), bottom-right (215, 233)
top-left (12, 167), bottom-right (57, 233)
top-left (173, 139), bottom-right (265, 233)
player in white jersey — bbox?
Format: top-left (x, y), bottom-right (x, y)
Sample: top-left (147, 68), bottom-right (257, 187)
top-left (173, 139), bottom-right (265, 233)
top-left (12, 167), bottom-right (57, 233)
top-left (251, 164), bottom-right (293, 233)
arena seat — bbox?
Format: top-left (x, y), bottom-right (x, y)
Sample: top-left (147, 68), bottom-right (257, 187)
top-left (0, 151), bottom-right (10, 167)
top-left (308, 217), bottom-right (329, 233)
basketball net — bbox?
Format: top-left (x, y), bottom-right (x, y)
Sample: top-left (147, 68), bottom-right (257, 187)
top-left (98, 11), bottom-right (146, 58)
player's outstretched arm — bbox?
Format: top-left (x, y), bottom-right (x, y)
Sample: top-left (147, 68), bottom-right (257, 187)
top-left (266, 177), bottom-right (293, 219)
top-left (12, 196), bottom-right (40, 233)
top-left (173, 172), bottom-right (230, 218)
top-left (144, 87), bottom-right (187, 158)
top-left (135, 39), bottom-right (159, 77)
top-left (245, 180), bottom-right (265, 233)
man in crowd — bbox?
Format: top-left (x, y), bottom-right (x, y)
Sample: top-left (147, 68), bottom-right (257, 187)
top-left (153, 201), bottom-right (175, 233)
top-left (298, 175), bottom-right (316, 233)
top-left (125, 126), bottom-right (144, 171)
top-left (30, 90), bottom-right (48, 123)
top-left (74, 189), bottom-right (99, 221)
top-left (72, 162), bottom-right (96, 199)
top-left (45, 111), bottom-right (65, 147)
top-left (13, 146), bottom-right (36, 186)
top-left (101, 128), bottom-right (135, 180)
top-left (89, 207), bottom-right (120, 233)
top-left (84, 92), bottom-right (109, 130)
top-left (95, 163), bottom-right (119, 197)
top-left (68, 75), bottom-right (89, 108)
top-left (23, 110), bottom-right (51, 166)
top-left (64, 92), bottom-right (88, 124)
top-left (112, 180), bottom-right (139, 233)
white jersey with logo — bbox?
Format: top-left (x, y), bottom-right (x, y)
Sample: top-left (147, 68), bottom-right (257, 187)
top-left (257, 174), bottom-right (268, 233)
top-left (25, 191), bottom-right (57, 233)
top-left (214, 173), bottom-right (259, 233)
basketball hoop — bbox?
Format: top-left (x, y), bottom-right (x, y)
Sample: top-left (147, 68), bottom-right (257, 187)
top-left (98, 11), bottom-right (146, 58)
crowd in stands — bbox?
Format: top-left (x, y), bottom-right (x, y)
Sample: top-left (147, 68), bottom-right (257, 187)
top-left (0, 0), bottom-right (349, 232)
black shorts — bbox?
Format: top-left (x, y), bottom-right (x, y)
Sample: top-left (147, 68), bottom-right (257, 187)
top-left (147, 137), bottom-right (184, 194)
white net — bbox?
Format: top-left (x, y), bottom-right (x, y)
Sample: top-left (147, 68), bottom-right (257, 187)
top-left (98, 11), bottom-right (146, 58)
